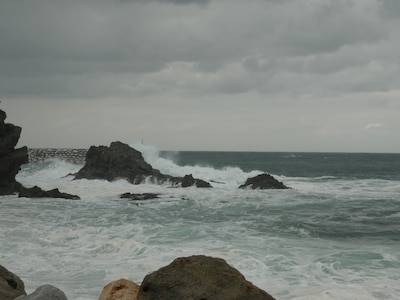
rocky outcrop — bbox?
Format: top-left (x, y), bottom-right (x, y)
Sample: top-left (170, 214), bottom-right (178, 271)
top-left (99, 278), bottom-right (139, 300)
top-left (0, 109), bottom-right (29, 195)
top-left (181, 174), bottom-right (212, 188)
top-left (15, 285), bottom-right (67, 300)
top-left (74, 141), bottom-right (212, 188)
top-left (74, 141), bottom-right (165, 183)
top-left (19, 185), bottom-right (80, 200)
top-left (0, 264), bottom-right (27, 300)
top-left (137, 255), bottom-right (275, 300)
top-left (239, 173), bottom-right (289, 189)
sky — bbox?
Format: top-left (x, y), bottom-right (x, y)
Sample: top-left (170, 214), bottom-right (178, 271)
top-left (1, 0), bottom-right (400, 152)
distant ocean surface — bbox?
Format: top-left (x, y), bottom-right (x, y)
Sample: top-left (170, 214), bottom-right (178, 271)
top-left (1, 144), bottom-right (399, 299)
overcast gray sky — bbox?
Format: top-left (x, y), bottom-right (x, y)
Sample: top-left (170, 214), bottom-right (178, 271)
top-left (1, 0), bottom-right (399, 152)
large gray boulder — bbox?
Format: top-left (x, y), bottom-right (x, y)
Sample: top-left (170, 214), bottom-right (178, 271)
top-left (0, 264), bottom-right (27, 300)
top-left (15, 285), bottom-right (67, 300)
top-left (137, 255), bottom-right (275, 300)
top-left (0, 109), bottom-right (29, 195)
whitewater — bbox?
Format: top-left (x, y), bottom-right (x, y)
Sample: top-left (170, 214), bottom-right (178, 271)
top-left (1, 143), bottom-right (399, 299)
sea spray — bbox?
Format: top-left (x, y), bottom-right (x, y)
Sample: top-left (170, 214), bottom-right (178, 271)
top-left (132, 142), bottom-right (263, 187)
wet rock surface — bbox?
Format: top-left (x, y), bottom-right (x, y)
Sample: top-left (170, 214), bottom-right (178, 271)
top-left (18, 185), bottom-right (80, 200)
top-left (74, 141), bottom-right (212, 188)
top-left (0, 264), bottom-right (26, 300)
top-left (137, 255), bottom-right (275, 300)
top-left (239, 173), bottom-right (289, 189)
top-left (0, 109), bottom-right (28, 195)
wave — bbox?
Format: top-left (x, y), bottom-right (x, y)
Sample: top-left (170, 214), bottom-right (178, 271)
top-left (17, 143), bottom-right (400, 201)
top-left (131, 142), bottom-right (263, 187)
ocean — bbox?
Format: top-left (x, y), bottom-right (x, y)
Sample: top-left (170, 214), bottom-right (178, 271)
top-left (1, 144), bottom-right (399, 299)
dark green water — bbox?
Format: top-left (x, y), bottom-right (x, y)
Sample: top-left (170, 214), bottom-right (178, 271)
top-left (164, 151), bottom-right (400, 180)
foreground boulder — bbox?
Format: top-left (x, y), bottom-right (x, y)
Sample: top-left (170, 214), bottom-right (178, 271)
top-left (0, 109), bottom-right (29, 195)
top-left (74, 141), bottom-right (212, 187)
top-left (99, 278), bottom-right (139, 300)
top-left (18, 185), bottom-right (80, 200)
top-left (137, 255), bottom-right (275, 300)
top-left (239, 173), bottom-right (289, 189)
top-left (0, 264), bottom-right (26, 300)
top-left (15, 285), bottom-right (67, 300)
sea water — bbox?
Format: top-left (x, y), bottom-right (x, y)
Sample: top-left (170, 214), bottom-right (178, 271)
top-left (1, 144), bottom-right (399, 299)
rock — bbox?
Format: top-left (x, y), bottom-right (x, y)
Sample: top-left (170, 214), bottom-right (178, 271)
top-left (0, 264), bottom-right (27, 300)
top-left (74, 141), bottom-right (212, 188)
top-left (181, 174), bottom-right (212, 188)
top-left (0, 109), bottom-right (29, 195)
top-left (99, 278), bottom-right (139, 300)
top-left (18, 185), bottom-right (80, 200)
top-left (74, 141), bottom-right (168, 184)
top-left (239, 173), bottom-right (289, 189)
top-left (15, 284), bottom-right (67, 300)
top-left (120, 192), bottom-right (159, 200)
top-left (181, 174), bottom-right (196, 187)
top-left (137, 255), bottom-right (275, 300)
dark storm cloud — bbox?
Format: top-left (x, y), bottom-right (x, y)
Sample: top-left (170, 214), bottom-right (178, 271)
top-left (379, 0), bottom-right (400, 17)
top-left (120, 0), bottom-right (210, 4)
top-left (0, 0), bottom-right (399, 99)
top-left (1, 0), bottom-right (399, 152)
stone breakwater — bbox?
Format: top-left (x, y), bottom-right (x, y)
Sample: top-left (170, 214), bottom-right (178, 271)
top-left (28, 148), bottom-right (87, 164)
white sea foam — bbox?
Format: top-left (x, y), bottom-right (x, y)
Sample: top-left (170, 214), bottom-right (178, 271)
top-left (132, 142), bottom-right (262, 187)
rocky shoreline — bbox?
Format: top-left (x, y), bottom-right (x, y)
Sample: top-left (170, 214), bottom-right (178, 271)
top-left (1, 255), bottom-right (276, 299)
top-left (1, 107), bottom-right (283, 299)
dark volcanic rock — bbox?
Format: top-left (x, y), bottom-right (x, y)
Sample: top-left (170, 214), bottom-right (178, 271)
top-left (181, 174), bottom-right (212, 188)
top-left (239, 173), bottom-right (289, 189)
top-left (74, 141), bottom-right (212, 188)
top-left (74, 141), bottom-right (170, 184)
top-left (19, 185), bottom-right (80, 200)
top-left (137, 255), bottom-right (275, 300)
top-left (120, 192), bottom-right (159, 200)
top-left (0, 109), bottom-right (29, 195)
top-left (0, 264), bottom-right (27, 300)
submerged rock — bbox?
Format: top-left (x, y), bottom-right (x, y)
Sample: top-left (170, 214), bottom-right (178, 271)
top-left (15, 285), bottom-right (67, 300)
top-left (239, 173), bottom-right (289, 189)
top-left (137, 255), bottom-right (275, 300)
top-left (19, 185), bottom-right (80, 200)
top-left (120, 192), bottom-right (160, 200)
top-left (99, 278), bottom-right (139, 300)
top-left (0, 109), bottom-right (29, 195)
top-left (0, 264), bottom-right (26, 300)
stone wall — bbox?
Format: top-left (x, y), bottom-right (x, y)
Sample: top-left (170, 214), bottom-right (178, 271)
top-left (28, 148), bottom-right (87, 164)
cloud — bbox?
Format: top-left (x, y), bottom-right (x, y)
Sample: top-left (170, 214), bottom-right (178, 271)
top-left (365, 123), bottom-right (384, 130)
top-left (379, 0), bottom-right (400, 17)
top-left (1, 0), bottom-right (400, 151)
top-left (0, 0), bottom-right (397, 99)
top-left (119, 0), bottom-right (209, 4)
